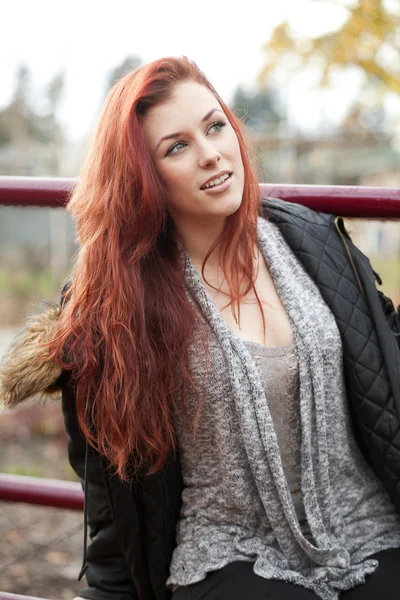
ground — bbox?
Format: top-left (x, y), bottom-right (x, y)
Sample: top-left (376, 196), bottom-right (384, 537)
top-left (0, 400), bottom-right (88, 599)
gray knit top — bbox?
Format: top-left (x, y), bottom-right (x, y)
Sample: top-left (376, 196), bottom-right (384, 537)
top-left (166, 216), bottom-right (400, 599)
top-left (244, 340), bottom-right (306, 524)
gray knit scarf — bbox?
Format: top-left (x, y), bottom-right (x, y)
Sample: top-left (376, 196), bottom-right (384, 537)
top-left (168, 214), bottom-right (400, 599)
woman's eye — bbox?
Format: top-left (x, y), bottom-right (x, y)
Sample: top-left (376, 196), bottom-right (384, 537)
top-left (165, 120), bottom-right (226, 156)
top-left (208, 120), bottom-right (226, 133)
top-left (167, 141), bottom-right (186, 156)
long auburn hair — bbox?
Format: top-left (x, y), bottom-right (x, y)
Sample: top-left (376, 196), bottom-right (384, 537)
top-left (49, 56), bottom-right (264, 481)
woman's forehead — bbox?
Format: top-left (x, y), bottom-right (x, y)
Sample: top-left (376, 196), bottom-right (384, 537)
top-left (149, 83), bottom-right (221, 125)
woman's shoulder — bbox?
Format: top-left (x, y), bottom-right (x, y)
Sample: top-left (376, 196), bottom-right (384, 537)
top-left (0, 276), bottom-right (74, 412)
top-left (0, 300), bottom-right (63, 411)
top-left (259, 197), bottom-right (340, 251)
top-left (260, 196), bottom-right (335, 228)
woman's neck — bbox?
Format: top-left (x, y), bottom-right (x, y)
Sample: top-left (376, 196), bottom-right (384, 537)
top-left (174, 214), bottom-right (225, 271)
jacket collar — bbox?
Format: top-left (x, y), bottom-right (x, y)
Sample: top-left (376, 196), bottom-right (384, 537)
top-left (0, 302), bottom-right (63, 410)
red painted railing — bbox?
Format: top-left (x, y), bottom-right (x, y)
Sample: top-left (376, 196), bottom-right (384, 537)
top-left (0, 176), bottom-right (400, 217)
top-left (0, 474), bottom-right (83, 511)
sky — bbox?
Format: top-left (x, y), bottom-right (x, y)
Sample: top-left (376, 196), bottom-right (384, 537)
top-left (1, 0), bottom-right (397, 141)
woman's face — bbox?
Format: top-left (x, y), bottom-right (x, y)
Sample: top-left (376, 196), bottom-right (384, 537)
top-left (143, 81), bottom-right (245, 227)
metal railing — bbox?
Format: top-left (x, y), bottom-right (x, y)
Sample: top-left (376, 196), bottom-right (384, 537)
top-left (0, 474), bottom-right (83, 511)
top-left (0, 176), bottom-right (400, 217)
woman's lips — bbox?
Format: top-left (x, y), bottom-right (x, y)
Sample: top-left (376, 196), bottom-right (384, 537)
top-left (201, 173), bottom-right (233, 195)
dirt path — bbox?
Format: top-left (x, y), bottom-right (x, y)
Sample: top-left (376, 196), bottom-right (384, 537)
top-left (0, 503), bottom-right (86, 599)
top-left (0, 326), bottom-right (86, 599)
top-left (0, 396), bottom-right (87, 599)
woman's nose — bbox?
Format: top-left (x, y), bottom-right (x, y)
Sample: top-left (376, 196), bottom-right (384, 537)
top-left (198, 141), bottom-right (221, 168)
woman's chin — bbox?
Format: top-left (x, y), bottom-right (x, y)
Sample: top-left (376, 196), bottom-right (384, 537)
top-left (214, 195), bottom-right (242, 217)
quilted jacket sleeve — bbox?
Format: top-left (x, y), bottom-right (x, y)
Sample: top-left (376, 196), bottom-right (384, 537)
top-left (376, 287), bottom-right (400, 351)
top-left (59, 282), bottom-right (138, 600)
top-left (336, 217), bottom-right (400, 349)
top-left (61, 372), bottom-right (138, 600)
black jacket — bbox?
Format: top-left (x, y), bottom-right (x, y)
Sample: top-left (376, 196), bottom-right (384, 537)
top-left (60, 198), bottom-right (400, 600)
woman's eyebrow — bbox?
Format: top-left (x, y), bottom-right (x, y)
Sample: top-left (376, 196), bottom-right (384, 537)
top-left (155, 108), bottom-right (224, 151)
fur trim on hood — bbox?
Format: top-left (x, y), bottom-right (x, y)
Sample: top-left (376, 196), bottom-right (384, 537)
top-left (0, 302), bottom-right (63, 409)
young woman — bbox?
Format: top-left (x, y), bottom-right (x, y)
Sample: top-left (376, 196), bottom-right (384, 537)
top-left (2, 56), bottom-right (400, 600)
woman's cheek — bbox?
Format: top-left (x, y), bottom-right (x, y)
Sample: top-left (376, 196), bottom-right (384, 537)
top-left (171, 168), bottom-right (191, 189)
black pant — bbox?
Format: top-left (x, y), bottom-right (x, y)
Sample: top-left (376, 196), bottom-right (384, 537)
top-left (172, 548), bottom-right (400, 599)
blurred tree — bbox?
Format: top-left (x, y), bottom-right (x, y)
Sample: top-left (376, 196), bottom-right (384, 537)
top-left (12, 64), bottom-right (31, 104)
top-left (0, 111), bottom-right (12, 145)
top-left (105, 54), bottom-right (142, 93)
top-left (232, 85), bottom-right (284, 132)
top-left (0, 65), bottom-right (65, 146)
top-left (0, 65), bottom-right (31, 144)
top-left (28, 71), bottom-right (66, 144)
top-left (258, 0), bottom-right (400, 124)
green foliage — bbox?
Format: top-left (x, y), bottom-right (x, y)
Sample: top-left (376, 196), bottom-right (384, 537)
top-left (3, 458), bottom-right (78, 480)
top-left (0, 266), bottom-right (56, 296)
top-left (0, 265), bottom-right (68, 325)
top-left (5, 464), bottom-right (44, 478)
top-left (0, 111), bottom-right (12, 146)
top-left (369, 255), bottom-right (400, 301)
